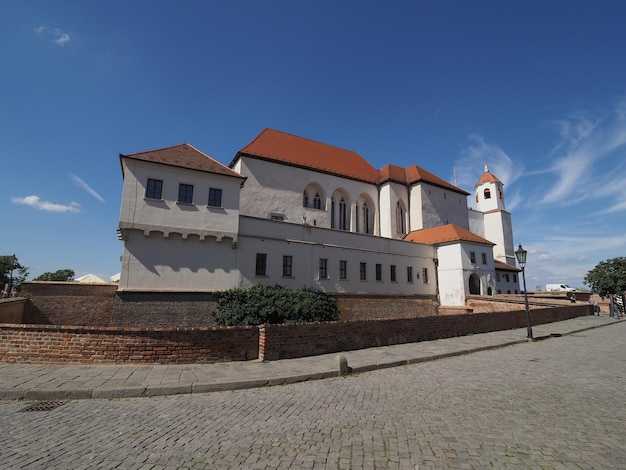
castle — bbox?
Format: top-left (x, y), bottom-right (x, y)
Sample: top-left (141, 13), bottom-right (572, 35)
top-left (117, 128), bottom-right (520, 306)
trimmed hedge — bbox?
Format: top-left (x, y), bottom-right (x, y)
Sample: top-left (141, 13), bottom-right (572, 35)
top-left (213, 284), bottom-right (339, 326)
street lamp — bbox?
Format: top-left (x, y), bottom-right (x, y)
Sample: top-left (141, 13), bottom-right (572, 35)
top-left (515, 244), bottom-right (533, 340)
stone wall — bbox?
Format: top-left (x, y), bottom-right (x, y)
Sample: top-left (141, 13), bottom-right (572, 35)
top-left (259, 304), bottom-right (592, 361)
top-left (21, 282), bottom-right (117, 326)
top-left (0, 324), bottom-right (258, 364)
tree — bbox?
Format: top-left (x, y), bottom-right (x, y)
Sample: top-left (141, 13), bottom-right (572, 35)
top-left (33, 269), bottom-right (75, 282)
top-left (584, 257), bottom-right (626, 313)
top-left (0, 255), bottom-right (30, 290)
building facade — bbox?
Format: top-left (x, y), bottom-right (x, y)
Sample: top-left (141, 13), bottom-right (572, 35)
top-left (117, 129), bottom-right (520, 306)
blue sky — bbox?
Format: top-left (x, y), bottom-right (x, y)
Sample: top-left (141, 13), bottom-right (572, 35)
top-left (2, 1), bottom-right (626, 290)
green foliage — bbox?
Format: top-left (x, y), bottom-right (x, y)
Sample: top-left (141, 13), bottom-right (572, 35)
top-left (0, 255), bottom-right (29, 289)
top-left (584, 257), bottom-right (626, 298)
top-left (33, 269), bottom-right (75, 281)
top-left (214, 284), bottom-right (339, 326)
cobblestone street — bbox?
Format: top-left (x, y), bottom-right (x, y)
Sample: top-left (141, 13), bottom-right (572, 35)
top-left (1, 321), bottom-right (625, 469)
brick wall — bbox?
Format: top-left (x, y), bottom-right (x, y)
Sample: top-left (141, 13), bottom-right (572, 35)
top-left (259, 304), bottom-right (592, 361)
top-left (21, 282), bottom-right (117, 325)
top-left (0, 298), bottom-right (27, 323)
top-left (336, 294), bottom-right (438, 320)
top-left (0, 324), bottom-right (258, 364)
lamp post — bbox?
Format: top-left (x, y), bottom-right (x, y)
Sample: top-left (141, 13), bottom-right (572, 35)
top-left (515, 244), bottom-right (533, 340)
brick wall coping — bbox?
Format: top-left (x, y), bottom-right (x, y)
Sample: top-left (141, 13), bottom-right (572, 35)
top-left (0, 323), bottom-right (253, 333)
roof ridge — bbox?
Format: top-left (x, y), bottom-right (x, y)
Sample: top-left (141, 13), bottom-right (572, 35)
top-left (122, 143), bottom-right (190, 158)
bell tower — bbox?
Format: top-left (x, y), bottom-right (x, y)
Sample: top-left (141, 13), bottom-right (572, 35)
top-left (475, 163), bottom-right (506, 212)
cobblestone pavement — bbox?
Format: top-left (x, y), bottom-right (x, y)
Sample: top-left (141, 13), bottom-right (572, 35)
top-left (1, 321), bottom-right (625, 469)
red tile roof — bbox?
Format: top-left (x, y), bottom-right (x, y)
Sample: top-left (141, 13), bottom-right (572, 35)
top-left (121, 143), bottom-right (244, 179)
top-left (234, 128), bottom-right (469, 194)
top-left (404, 224), bottom-right (495, 246)
top-left (475, 170), bottom-right (502, 187)
top-left (494, 260), bottom-right (521, 272)
top-left (234, 128), bottom-right (380, 183)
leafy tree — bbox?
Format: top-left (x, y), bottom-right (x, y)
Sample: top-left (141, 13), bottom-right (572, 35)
top-left (584, 257), bottom-right (626, 312)
top-left (33, 269), bottom-right (75, 281)
top-left (0, 255), bottom-right (30, 290)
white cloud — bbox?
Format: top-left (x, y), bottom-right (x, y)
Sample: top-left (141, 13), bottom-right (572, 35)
top-left (34, 25), bottom-right (72, 46)
top-left (11, 195), bottom-right (80, 213)
top-left (70, 173), bottom-right (105, 202)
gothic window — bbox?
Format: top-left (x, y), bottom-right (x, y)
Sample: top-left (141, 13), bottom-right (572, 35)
top-left (313, 193), bottom-right (321, 209)
top-left (363, 202), bottom-right (369, 234)
top-left (339, 198), bottom-right (347, 230)
top-left (396, 201), bottom-right (405, 234)
top-left (303, 191), bottom-right (309, 207)
top-left (331, 198), bottom-right (335, 229)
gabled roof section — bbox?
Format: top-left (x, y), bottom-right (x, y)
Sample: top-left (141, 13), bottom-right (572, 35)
top-left (494, 260), bottom-right (521, 272)
top-left (405, 164), bottom-right (469, 195)
top-left (121, 143), bottom-right (244, 179)
top-left (233, 128), bottom-right (380, 183)
top-left (404, 224), bottom-right (495, 246)
top-left (475, 163), bottom-right (503, 187)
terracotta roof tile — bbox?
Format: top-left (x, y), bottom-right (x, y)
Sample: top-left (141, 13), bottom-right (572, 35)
top-left (494, 260), bottom-right (521, 272)
top-left (475, 170), bottom-right (502, 187)
top-left (404, 224), bottom-right (495, 246)
top-left (121, 143), bottom-right (244, 179)
top-left (234, 128), bottom-right (380, 183)
top-left (404, 164), bottom-right (469, 195)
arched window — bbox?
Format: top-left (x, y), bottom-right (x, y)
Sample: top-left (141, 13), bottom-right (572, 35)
top-left (363, 202), bottom-right (369, 234)
top-left (303, 191), bottom-right (309, 207)
top-left (339, 198), bottom-right (347, 230)
top-left (313, 193), bottom-right (321, 209)
top-left (355, 204), bottom-right (360, 233)
top-left (396, 201), bottom-right (405, 234)
top-left (484, 188), bottom-right (491, 199)
top-left (331, 198), bottom-right (335, 229)
top-left (498, 189), bottom-right (503, 199)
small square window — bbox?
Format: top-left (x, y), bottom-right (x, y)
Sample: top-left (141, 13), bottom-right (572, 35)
top-left (270, 213), bottom-right (285, 221)
top-left (145, 178), bottom-right (163, 199)
top-left (319, 258), bottom-right (328, 279)
top-left (178, 184), bottom-right (194, 204)
top-left (255, 253), bottom-right (267, 276)
top-left (208, 188), bottom-right (222, 207)
top-left (283, 255), bottom-right (293, 277)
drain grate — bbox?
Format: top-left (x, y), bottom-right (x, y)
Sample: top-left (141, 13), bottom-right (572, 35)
top-left (19, 401), bottom-right (67, 412)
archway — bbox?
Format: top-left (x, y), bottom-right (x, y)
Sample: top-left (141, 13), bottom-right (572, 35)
top-left (469, 273), bottom-right (481, 295)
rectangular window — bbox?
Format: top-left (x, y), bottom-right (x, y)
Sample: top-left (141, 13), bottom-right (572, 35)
top-left (422, 268), bottom-right (429, 284)
top-left (283, 255), bottom-right (293, 277)
top-left (470, 251), bottom-right (476, 263)
top-left (178, 183), bottom-right (194, 204)
top-left (208, 188), bottom-right (222, 207)
top-left (407, 266), bottom-right (413, 283)
top-left (145, 178), bottom-right (163, 199)
top-left (376, 263), bottom-right (382, 281)
top-left (481, 253), bottom-right (487, 265)
top-left (270, 213), bottom-right (284, 221)
top-left (319, 258), bottom-right (328, 279)
top-left (505, 273), bottom-right (510, 282)
top-left (390, 265), bottom-right (397, 282)
top-left (339, 260), bottom-right (347, 280)
top-left (360, 262), bottom-right (367, 281)
top-left (513, 274), bottom-right (517, 282)
top-left (496, 272), bottom-right (501, 281)
top-left (255, 253), bottom-right (267, 276)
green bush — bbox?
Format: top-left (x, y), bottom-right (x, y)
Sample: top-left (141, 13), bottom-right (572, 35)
top-left (213, 284), bottom-right (339, 326)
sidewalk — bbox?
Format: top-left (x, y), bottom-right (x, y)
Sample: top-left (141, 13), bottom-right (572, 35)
top-left (1, 314), bottom-right (621, 401)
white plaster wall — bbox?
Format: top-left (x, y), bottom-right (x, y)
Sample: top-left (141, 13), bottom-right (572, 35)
top-left (120, 159), bottom-right (241, 240)
top-left (417, 184), bottom-right (469, 230)
top-left (476, 180), bottom-right (506, 212)
top-left (233, 157), bottom-right (380, 234)
top-left (467, 209), bottom-right (485, 238)
top-left (483, 211), bottom-right (515, 265)
top-left (378, 182), bottom-right (409, 239)
top-left (119, 214), bottom-right (438, 296)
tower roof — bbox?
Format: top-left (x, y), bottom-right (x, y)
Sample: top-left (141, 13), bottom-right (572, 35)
top-left (475, 162), bottom-right (503, 187)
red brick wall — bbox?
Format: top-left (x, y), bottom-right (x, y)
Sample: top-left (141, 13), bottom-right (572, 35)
top-left (0, 324), bottom-right (258, 364)
top-left (259, 304), bottom-right (592, 360)
top-left (336, 294), bottom-right (438, 320)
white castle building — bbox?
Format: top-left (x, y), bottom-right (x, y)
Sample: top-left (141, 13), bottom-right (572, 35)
top-left (117, 128), bottom-right (520, 306)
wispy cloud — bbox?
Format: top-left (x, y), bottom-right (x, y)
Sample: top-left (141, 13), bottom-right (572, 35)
top-left (70, 173), bottom-right (105, 202)
top-left (34, 25), bottom-right (72, 46)
top-left (540, 98), bottom-right (626, 206)
top-left (454, 134), bottom-right (524, 204)
top-left (11, 195), bottom-right (80, 213)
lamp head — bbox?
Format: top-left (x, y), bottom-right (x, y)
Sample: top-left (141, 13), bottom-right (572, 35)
top-left (515, 243), bottom-right (527, 268)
